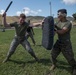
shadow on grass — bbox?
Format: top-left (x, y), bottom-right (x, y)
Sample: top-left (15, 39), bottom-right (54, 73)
top-left (35, 44), bottom-right (42, 47)
top-left (8, 59), bottom-right (39, 64)
top-left (57, 65), bottom-right (72, 75)
top-left (27, 58), bottom-right (51, 65)
top-left (8, 59), bottom-right (26, 64)
top-left (56, 60), bottom-right (72, 74)
top-left (8, 59), bottom-right (73, 74)
top-left (8, 58), bottom-right (51, 65)
top-left (58, 60), bottom-right (69, 66)
top-left (39, 58), bottom-right (51, 63)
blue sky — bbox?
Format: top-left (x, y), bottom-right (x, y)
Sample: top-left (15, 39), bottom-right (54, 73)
top-left (0, 0), bottom-right (76, 17)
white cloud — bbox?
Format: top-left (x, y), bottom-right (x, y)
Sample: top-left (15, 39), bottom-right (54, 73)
top-left (23, 7), bottom-right (30, 15)
top-left (37, 9), bottom-right (42, 12)
top-left (30, 10), bottom-right (38, 15)
top-left (62, 0), bottom-right (76, 5)
top-left (16, 11), bottom-right (21, 16)
top-left (16, 7), bottom-right (42, 16)
top-left (0, 10), bottom-right (4, 15)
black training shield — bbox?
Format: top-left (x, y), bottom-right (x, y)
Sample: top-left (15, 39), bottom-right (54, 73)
top-left (42, 16), bottom-right (54, 50)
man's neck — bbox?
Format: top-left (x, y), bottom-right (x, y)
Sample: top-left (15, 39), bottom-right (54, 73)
top-left (60, 18), bottom-right (67, 22)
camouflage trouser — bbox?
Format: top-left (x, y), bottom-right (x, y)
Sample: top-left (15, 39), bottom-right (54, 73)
top-left (6, 37), bottom-right (36, 58)
top-left (51, 40), bottom-right (76, 67)
top-left (25, 32), bottom-right (35, 45)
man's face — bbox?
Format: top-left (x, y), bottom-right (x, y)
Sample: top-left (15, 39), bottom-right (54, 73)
top-left (57, 12), bottom-right (64, 21)
top-left (19, 17), bottom-right (25, 25)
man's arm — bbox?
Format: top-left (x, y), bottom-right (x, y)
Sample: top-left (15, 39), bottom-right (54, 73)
top-left (55, 27), bottom-right (69, 35)
top-left (2, 12), bottom-right (10, 27)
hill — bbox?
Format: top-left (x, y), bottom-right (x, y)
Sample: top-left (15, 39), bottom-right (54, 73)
top-left (0, 15), bottom-right (76, 26)
top-left (0, 15), bottom-right (45, 25)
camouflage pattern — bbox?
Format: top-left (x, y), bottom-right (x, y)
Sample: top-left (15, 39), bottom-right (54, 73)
top-left (51, 40), bottom-right (76, 67)
top-left (25, 31), bottom-right (35, 45)
top-left (7, 37), bottom-right (33, 57)
top-left (51, 20), bottom-right (76, 67)
top-left (56, 20), bottom-right (72, 41)
top-left (5, 22), bottom-right (37, 60)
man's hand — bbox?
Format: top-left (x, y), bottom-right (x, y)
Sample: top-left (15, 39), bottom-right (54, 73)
top-left (54, 28), bottom-right (57, 31)
top-left (2, 12), bottom-right (6, 17)
top-left (2, 12), bottom-right (9, 27)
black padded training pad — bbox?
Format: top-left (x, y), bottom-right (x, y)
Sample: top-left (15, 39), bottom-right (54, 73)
top-left (42, 16), bottom-right (54, 50)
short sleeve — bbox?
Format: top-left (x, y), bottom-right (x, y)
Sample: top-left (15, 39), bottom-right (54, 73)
top-left (64, 21), bottom-right (72, 30)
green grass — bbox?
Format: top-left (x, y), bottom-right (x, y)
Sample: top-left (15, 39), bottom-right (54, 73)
top-left (0, 27), bottom-right (76, 75)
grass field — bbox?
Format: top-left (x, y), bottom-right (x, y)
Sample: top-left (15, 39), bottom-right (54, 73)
top-left (0, 27), bottom-right (76, 75)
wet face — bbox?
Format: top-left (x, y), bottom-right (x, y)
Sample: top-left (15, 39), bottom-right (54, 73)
top-left (19, 17), bottom-right (25, 25)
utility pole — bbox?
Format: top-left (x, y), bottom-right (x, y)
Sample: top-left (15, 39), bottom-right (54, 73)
top-left (49, 1), bottom-right (52, 16)
top-left (2, 16), bottom-right (5, 32)
top-left (22, 8), bottom-right (25, 14)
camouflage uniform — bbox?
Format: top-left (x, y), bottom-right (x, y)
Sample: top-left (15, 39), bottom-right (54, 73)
top-left (51, 20), bottom-right (76, 67)
top-left (25, 27), bottom-right (35, 45)
top-left (4, 22), bottom-right (38, 61)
